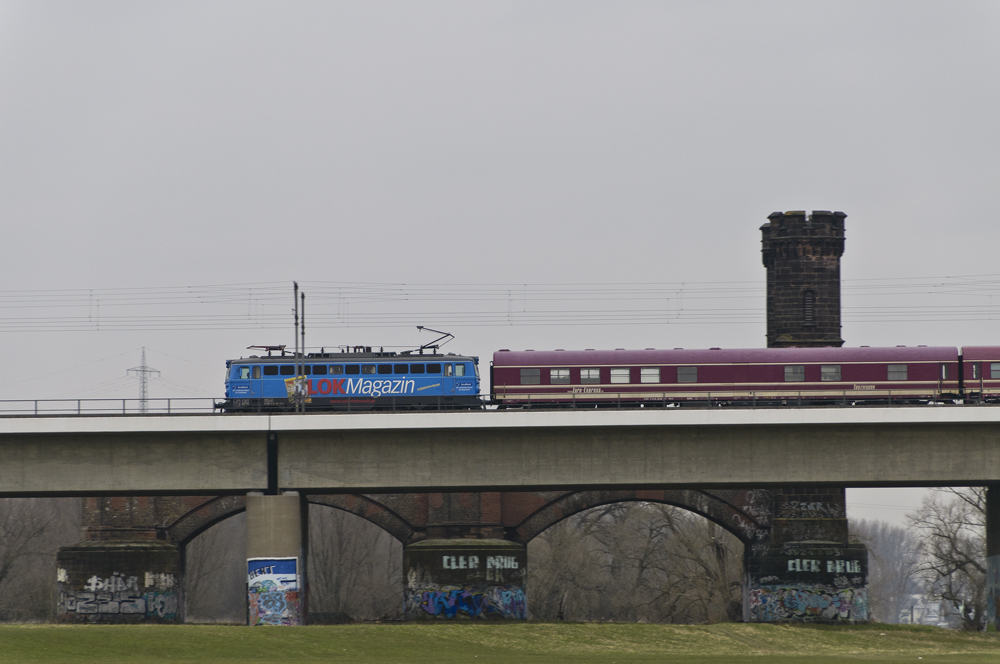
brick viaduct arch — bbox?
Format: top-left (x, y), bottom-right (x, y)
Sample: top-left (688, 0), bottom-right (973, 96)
top-left (163, 489), bottom-right (769, 549)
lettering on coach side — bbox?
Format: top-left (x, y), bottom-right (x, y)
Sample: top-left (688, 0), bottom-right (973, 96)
top-left (307, 378), bottom-right (416, 397)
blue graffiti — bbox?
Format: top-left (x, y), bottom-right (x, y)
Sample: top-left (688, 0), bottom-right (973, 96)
top-left (412, 585), bottom-right (526, 619)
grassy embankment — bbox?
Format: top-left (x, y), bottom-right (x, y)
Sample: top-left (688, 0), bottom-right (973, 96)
top-left (1, 622), bottom-right (998, 664)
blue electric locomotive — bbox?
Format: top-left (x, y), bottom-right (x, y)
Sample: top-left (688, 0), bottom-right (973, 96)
top-left (221, 345), bottom-right (481, 412)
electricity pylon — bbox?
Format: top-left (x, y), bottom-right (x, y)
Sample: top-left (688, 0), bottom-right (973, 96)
top-left (127, 347), bottom-right (160, 413)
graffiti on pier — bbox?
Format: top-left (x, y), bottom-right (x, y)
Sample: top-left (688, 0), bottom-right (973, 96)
top-left (777, 500), bottom-right (845, 519)
top-left (748, 585), bottom-right (869, 622)
top-left (409, 585), bottom-right (526, 620)
top-left (57, 571), bottom-right (178, 620)
top-left (988, 555), bottom-right (1000, 631)
top-left (248, 557), bottom-right (300, 626)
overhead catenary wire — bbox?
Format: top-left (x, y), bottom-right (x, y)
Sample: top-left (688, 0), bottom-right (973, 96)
top-left (1, 276), bottom-right (1000, 331)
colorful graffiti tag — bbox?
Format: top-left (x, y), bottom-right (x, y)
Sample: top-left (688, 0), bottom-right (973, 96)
top-left (408, 585), bottom-right (526, 620)
top-left (247, 557), bottom-right (301, 626)
top-left (57, 570), bottom-right (179, 622)
top-left (748, 585), bottom-right (869, 622)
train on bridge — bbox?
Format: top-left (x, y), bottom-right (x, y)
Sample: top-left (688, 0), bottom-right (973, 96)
top-left (220, 344), bottom-right (1000, 412)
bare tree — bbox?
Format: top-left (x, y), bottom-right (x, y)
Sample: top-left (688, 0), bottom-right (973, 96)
top-left (850, 519), bottom-right (922, 623)
top-left (307, 505), bottom-right (402, 622)
top-left (528, 502), bottom-right (742, 623)
top-left (906, 488), bottom-right (986, 630)
top-left (0, 498), bottom-right (81, 622)
top-left (184, 513), bottom-right (246, 623)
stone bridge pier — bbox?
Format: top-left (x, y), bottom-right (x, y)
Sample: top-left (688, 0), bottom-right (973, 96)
top-left (987, 485), bottom-right (1000, 630)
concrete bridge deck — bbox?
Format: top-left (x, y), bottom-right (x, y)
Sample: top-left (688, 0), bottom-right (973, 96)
top-left (1, 406), bottom-right (999, 495)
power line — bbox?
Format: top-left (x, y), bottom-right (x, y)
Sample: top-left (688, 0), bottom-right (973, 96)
top-left (1, 277), bottom-right (1000, 332)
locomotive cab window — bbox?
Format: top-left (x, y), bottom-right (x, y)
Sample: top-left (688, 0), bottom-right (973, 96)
top-left (992, 363), bottom-right (1000, 379)
top-left (550, 368), bottom-right (570, 384)
top-left (520, 368), bottom-right (540, 385)
top-left (821, 365), bottom-right (841, 382)
top-left (677, 366), bottom-right (697, 383)
top-left (455, 364), bottom-right (466, 377)
top-left (784, 365), bottom-right (805, 382)
top-left (888, 364), bottom-right (908, 381)
top-left (581, 368), bottom-right (600, 384)
top-left (238, 366), bottom-right (250, 380)
top-left (640, 367), bottom-right (660, 383)
top-left (610, 368), bottom-right (630, 384)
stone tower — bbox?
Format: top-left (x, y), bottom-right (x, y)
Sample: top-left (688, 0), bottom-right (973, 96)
top-left (760, 210), bottom-right (846, 348)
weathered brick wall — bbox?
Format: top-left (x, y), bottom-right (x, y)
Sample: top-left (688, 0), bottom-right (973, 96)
top-left (57, 541), bottom-right (181, 623)
top-left (761, 210), bottom-right (846, 348)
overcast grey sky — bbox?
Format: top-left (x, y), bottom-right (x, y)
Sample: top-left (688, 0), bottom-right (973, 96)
top-left (2, 2), bottom-right (998, 522)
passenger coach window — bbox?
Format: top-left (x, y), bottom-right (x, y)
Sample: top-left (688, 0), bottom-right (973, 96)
top-left (784, 365), bottom-right (805, 382)
top-left (677, 367), bottom-right (697, 383)
top-left (378, 365), bottom-right (392, 374)
top-left (640, 368), bottom-right (659, 383)
top-left (581, 368), bottom-right (600, 384)
top-left (252, 366), bottom-right (261, 379)
top-left (238, 366), bottom-right (250, 380)
top-left (362, 365), bottom-right (376, 374)
top-left (345, 365), bottom-right (360, 375)
top-left (264, 366), bottom-right (279, 376)
top-left (427, 364), bottom-right (441, 374)
top-left (411, 364), bottom-right (425, 374)
top-left (329, 365), bottom-right (344, 375)
top-left (610, 368), bottom-right (630, 384)
top-left (550, 369), bottom-right (570, 384)
top-left (520, 368), bottom-right (540, 385)
top-left (821, 365), bottom-right (841, 381)
top-left (991, 363), bottom-right (1000, 379)
top-left (313, 365), bottom-right (328, 375)
top-left (888, 364), bottom-right (908, 381)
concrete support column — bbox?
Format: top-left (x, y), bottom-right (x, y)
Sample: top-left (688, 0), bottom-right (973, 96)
top-left (246, 491), bottom-right (307, 625)
top-left (986, 485), bottom-right (1000, 631)
top-left (404, 539), bottom-right (526, 620)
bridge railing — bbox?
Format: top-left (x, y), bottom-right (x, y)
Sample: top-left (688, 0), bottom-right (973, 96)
top-left (0, 398), bottom-right (220, 416)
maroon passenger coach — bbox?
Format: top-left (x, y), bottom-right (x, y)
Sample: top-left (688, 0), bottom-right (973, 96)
top-left (491, 346), bottom-right (967, 407)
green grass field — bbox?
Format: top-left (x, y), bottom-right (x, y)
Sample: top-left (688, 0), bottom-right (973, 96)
top-left (1, 622), bottom-right (998, 664)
